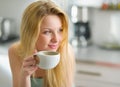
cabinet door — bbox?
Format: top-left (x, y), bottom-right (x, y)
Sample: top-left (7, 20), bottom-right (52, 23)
top-left (75, 61), bottom-right (120, 87)
top-left (73, 0), bottom-right (103, 8)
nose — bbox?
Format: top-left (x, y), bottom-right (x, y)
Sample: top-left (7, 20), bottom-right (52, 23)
top-left (51, 33), bottom-right (59, 43)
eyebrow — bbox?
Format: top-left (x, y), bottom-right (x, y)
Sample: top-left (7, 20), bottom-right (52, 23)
top-left (42, 27), bottom-right (62, 30)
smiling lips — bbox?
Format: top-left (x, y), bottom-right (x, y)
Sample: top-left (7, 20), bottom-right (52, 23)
top-left (48, 45), bottom-right (58, 49)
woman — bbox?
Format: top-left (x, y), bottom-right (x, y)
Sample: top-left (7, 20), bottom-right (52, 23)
top-left (8, 0), bottom-right (75, 87)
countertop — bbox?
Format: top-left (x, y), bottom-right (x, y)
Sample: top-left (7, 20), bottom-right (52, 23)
top-left (74, 45), bottom-right (120, 87)
top-left (74, 44), bottom-right (120, 66)
top-left (1, 41), bottom-right (120, 65)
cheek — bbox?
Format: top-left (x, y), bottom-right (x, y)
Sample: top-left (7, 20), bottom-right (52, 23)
top-left (60, 36), bottom-right (63, 41)
top-left (36, 36), bottom-right (49, 50)
top-left (59, 34), bottom-right (63, 42)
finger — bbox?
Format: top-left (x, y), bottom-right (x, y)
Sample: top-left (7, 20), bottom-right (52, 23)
top-left (33, 49), bottom-right (38, 54)
top-left (23, 60), bottom-right (36, 67)
top-left (32, 49), bottom-right (38, 56)
top-left (22, 66), bottom-right (38, 75)
top-left (33, 55), bottom-right (40, 64)
top-left (24, 50), bottom-right (37, 61)
top-left (22, 61), bottom-right (38, 72)
top-left (24, 56), bottom-right (34, 62)
top-left (23, 65), bottom-right (37, 71)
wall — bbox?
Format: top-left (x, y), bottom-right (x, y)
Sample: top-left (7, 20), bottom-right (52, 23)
top-left (0, 0), bottom-right (37, 35)
top-left (89, 9), bottom-right (120, 46)
top-left (0, 0), bottom-right (70, 36)
top-left (2, 0), bottom-right (119, 46)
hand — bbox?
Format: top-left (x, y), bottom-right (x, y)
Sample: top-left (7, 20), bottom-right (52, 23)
top-left (21, 55), bottom-right (38, 78)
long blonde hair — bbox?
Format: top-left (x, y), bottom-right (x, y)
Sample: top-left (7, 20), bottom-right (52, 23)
top-left (18, 0), bottom-right (75, 87)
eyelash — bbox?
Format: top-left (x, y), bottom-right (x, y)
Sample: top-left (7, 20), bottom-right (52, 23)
top-left (43, 29), bottom-right (63, 35)
top-left (43, 31), bottom-right (52, 34)
top-left (59, 29), bottom-right (63, 32)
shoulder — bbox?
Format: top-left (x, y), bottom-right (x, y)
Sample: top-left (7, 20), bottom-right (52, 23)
top-left (8, 42), bottom-right (21, 70)
top-left (8, 42), bottom-right (18, 58)
top-left (8, 42), bottom-right (22, 87)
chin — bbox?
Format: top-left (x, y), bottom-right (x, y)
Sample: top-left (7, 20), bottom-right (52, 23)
top-left (48, 49), bottom-right (57, 51)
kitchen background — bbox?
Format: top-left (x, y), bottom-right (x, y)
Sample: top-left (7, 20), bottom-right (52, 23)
top-left (0, 0), bottom-right (120, 87)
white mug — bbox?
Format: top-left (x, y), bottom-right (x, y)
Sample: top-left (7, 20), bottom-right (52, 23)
top-left (34, 51), bottom-right (60, 69)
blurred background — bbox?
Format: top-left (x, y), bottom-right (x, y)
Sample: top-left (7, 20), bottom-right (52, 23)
top-left (0, 0), bottom-right (120, 87)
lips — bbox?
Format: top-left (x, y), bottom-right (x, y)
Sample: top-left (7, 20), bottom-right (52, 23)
top-left (48, 45), bottom-right (58, 49)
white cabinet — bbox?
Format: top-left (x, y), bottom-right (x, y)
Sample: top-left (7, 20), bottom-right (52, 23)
top-left (75, 61), bottom-right (120, 87)
top-left (73, 0), bottom-right (103, 8)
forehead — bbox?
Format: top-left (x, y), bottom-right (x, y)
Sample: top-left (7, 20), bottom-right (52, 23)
top-left (41, 15), bottom-right (62, 26)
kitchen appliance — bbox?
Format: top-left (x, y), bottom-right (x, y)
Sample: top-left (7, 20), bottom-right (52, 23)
top-left (70, 5), bottom-right (91, 47)
top-left (0, 17), bottom-right (18, 42)
top-left (73, 21), bottom-right (91, 47)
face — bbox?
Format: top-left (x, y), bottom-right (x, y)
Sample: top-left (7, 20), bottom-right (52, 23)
top-left (36, 15), bottom-right (63, 51)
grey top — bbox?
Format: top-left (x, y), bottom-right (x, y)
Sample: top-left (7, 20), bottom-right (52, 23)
top-left (31, 77), bottom-right (75, 87)
top-left (31, 78), bottom-right (43, 87)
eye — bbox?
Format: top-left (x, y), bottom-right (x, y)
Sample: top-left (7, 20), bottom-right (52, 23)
top-left (43, 30), bottom-right (52, 35)
top-left (59, 28), bottom-right (63, 32)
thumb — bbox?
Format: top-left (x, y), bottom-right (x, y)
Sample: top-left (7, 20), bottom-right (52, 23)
top-left (33, 50), bottom-right (40, 64)
top-left (33, 49), bottom-right (38, 54)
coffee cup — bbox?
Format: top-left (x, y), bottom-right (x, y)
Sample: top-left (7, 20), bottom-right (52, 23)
top-left (34, 51), bottom-right (60, 69)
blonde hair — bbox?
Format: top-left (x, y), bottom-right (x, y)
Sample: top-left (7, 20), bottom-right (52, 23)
top-left (18, 0), bottom-right (75, 87)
